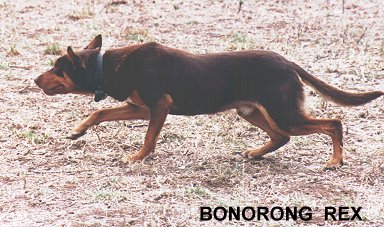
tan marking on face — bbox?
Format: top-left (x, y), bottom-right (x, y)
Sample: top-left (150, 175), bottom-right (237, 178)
top-left (34, 70), bottom-right (76, 95)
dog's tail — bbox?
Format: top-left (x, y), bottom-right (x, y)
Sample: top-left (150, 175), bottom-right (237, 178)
top-left (292, 62), bottom-right (383, 106)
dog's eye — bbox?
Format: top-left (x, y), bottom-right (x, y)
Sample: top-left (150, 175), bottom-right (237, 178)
top-left (57, 70), bottom-right (64, 77)
top-left (53, 69), bottom-right (64, 77)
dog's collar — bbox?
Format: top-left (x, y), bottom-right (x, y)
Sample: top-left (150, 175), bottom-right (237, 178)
top-left (94, 53), bottom-right (107, 102)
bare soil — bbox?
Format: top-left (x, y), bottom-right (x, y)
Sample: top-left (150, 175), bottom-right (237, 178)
top-left (0, 0), bottom-right (383, 226)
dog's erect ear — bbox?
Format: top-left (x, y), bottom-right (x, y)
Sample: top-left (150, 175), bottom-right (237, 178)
top-left (67, 46), bottom-right (85, 69)
top-left (84, 34), bottom-right (102, 50)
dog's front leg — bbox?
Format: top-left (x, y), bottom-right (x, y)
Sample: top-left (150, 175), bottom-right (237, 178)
top-left (121, 94), bottom-right (173, 163)
top-left (67, 103), bottom-right (149, 139)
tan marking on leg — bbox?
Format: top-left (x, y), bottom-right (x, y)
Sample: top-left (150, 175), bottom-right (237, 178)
top-left (253, 103), bottom-right (289, 136)
top-left (68, 103), bottom-right (149, 139)
top-left (237, 107), bottom-right (290, 158)
top-left (288, 118), bottom-right (343, 168)
top-left (126, 90), bottom-right (147, 106)
top-left (121, 94), bottom-right (173, 163)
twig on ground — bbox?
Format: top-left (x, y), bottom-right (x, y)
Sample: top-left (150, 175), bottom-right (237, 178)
top-left (237, 0), bottom-right (244, 13)
top-left (356, 24), bottom-right (374, 44)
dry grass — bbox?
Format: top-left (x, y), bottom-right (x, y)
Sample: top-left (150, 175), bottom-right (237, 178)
top-left (0, 0), bottom-right (383, 226)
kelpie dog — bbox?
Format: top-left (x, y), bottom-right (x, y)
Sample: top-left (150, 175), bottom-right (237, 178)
top-left (34, 35), bottom-right (383, 168)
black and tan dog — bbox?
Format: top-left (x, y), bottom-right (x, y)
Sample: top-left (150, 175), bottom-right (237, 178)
top-left (34, 35), bottom-right (383, 168)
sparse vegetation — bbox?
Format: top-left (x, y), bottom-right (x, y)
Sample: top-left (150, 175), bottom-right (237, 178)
top-left (105, 5), bottom-right (119, 14)
top-left (187, 20), bottom-right (199, 25)
top-left (3, 73), bottom-right (15, 80)
top-left (44, 43), bottom-right (62, 55)
top-left (173, 4), bottom-right (181, 10)
top-left (185, 186), bottom-right (210, 198)
top-left (211, 163), bottom-right (242, 183)
top-left (68, 7), bottom-right (95, 20)
top-left (122, 27), bottom-right (152, 42)
top-left (48, 59), bottom-right (54, 67)
top-left (91, 188), bottom-right (129, 202)
top-left (17, 130), bottom-right (49, 144)
top-left (161, 132), bottom-right (185, 143)
top-left (0, 62), bottom-right (9, 70)
top-left (227, 32), bottom-right (255, 50)
top-left (7, 44), bottom-right (20, 56)
top-left (291, 137), bottom-right (312, 146)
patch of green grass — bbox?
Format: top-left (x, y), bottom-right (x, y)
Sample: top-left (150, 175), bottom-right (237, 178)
top-left (173, 4), bottom-right (180, 10)
top-left (105, 5), bottom-right (119, 13)
top-left (122, 27), bottom-right (154, 43)
top-left (123, 28), bottom-right (152, 42)
top-left (231, 33), bottom-right (249, 43)
top-left (17, 130), bottom-right (49, 144)
top-left (184, 186), bottom-right (210, 198)
top-left (44, 43), bottom-right (62, 55)
top-left (161, 132), bottom-right (185, 143)
top-left (90, 177), bottom-right (132, 202)
top-left (91, 188), bottom-right (129, 202)
top-left (212, 163), bottom-right (243, 182)
top-left (227, 32), bottom-right (255, 50)
top-left (194, 118), bottom-right (205, 126)
top-left (48, 59), bottom-right (55, 67)
top-left (291, 137), bottom-right (311, 146)
top-left (225, 136), bottom-right (247, 148)
top-left (187, 20), bottom-right (199, 25)
top-left (3, 74), bottom-right (15, 81)
top-left (217, 200), bottom-right (229, 207)
top-left (7, 44), bottom-right (20, 56)
top-left (0, 62), bottom-right (9, 70)
top-left (108, 176), bottom-right (120, 184)
top-left (68, 7), bottom-right (95, 20)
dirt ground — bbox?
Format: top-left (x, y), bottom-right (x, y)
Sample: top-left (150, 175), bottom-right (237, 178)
top-left (0, 0), bottom-right (383, 226)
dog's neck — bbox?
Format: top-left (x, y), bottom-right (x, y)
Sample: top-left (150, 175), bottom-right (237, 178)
top-left (92, 53), bottom-right (107, 102)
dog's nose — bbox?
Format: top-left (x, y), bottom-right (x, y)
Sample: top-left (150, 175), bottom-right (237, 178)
top-left (34, 77), bottom-right (40, 85)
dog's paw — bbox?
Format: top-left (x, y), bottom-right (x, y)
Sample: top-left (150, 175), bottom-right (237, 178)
top-left (242, 150), bottom-right (251, 157)
top-left (243, 148), bottom-right (266, 159)
top-left (324, 158), bottom-right (343, 170)
top-left (66, 131), bottom-right (86, 140)
top-left (121, 153), bottom-right (144, 164)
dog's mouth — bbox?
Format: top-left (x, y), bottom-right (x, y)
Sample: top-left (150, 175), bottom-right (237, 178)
top-left (44, 85), bottom-right (67, 95)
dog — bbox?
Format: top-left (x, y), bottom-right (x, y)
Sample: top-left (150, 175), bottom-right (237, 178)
top-left (34, 35), bottom-right (383, 168)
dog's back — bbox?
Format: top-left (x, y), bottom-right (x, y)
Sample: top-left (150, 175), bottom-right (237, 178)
top-left (121, 43), bottom-right (304, 119)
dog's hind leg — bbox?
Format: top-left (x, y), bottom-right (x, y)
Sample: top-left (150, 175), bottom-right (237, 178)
top-left (286, 117), bottom-right (343, 169)
top-left (67, 103), bottom-right (149, 140)
top-left (237, 106), bottom-right (290, 158)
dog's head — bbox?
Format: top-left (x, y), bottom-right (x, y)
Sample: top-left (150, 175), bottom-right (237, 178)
top-left (34, 35), bottom-right (103, 96)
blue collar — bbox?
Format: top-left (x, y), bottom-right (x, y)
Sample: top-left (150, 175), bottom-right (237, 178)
top-left (94, 53), bottom-right (107, 102)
